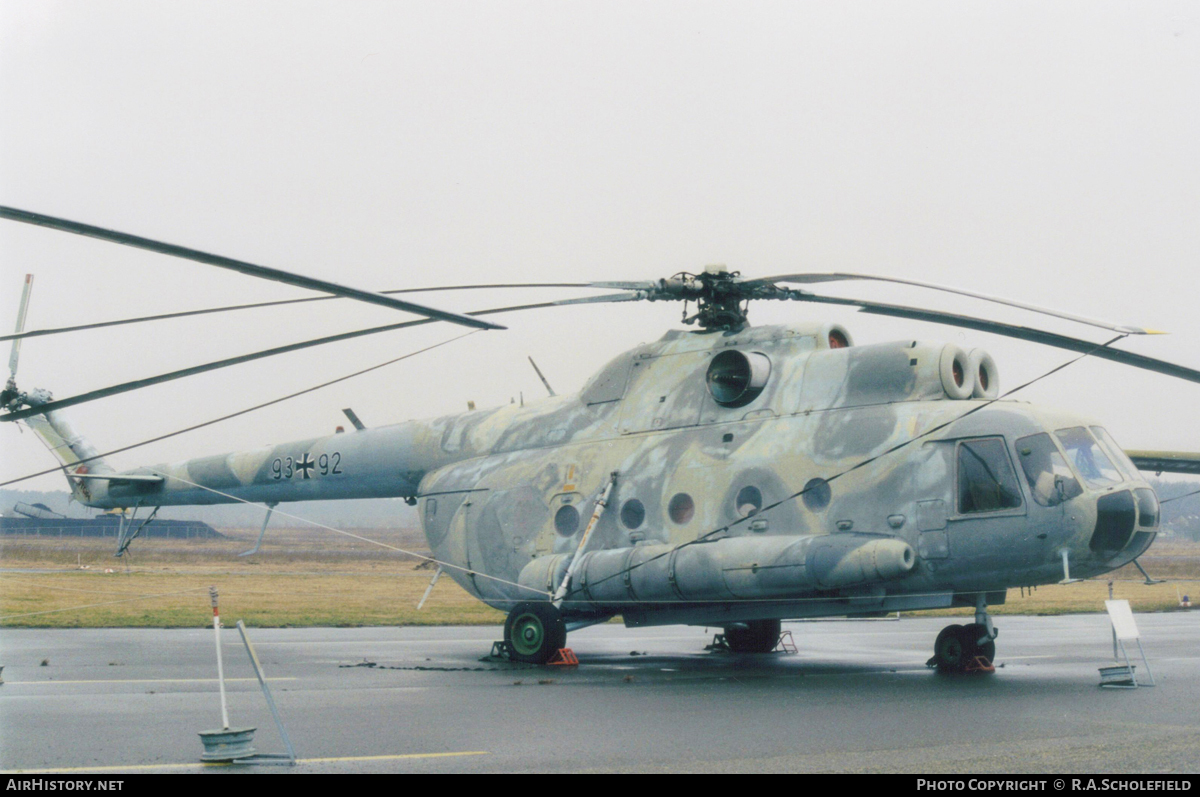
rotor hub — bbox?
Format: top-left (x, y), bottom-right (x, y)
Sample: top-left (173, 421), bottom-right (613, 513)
top-left (640, 269), bottom-right (805, 330)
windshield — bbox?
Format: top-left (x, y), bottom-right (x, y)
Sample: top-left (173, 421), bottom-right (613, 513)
top-left (1055, 427), bottom-right (1122, 488)
top-left (1015, 433), bottom-right (1083, 507)
top-left (1090, 426), bottom-right (1142, 481)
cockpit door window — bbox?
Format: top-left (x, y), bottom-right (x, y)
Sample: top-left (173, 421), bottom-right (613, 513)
top-left (956, 437), bottom-right (1023, 514)
top-left (1015, 433), bottom-right (1083, 507)
top-left (1054, 427), bottom-right (1122, 488)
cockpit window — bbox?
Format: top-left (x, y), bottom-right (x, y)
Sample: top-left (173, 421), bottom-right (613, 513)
top-left (1055, 427), bottom-right (1122, 488)
top-left (1015, 433), bottom-right (1083, 507)
top-left (957, 437), bottom-right (1023, 514)
top-left (1090, 426), bottom-right (1141, 481)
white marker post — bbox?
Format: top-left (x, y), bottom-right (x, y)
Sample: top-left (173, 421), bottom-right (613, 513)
top-left (211, 586), bottom-right (230, 729)
top-left (198, 587), bottom-right (257, 762)
top-left (417, 566), bottom-right (443, 611)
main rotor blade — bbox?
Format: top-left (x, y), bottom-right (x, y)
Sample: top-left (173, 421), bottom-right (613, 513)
top-left (0, 282), bottom-right (606, 343)
top-left (1124, 450), bottom-right (1200, 476)
top-left (0, 206), bottom-right (505, 331)
top-left (762, 272), bottom-right (1159, 335)
top-left (797, 293), bottom-right (1200, 385)
top-left (0, 293), bottom-right (637, 422)
top-left (587, 280), bottom-right (661, 291)
top-left (7, 273), bottom-right (33, 379)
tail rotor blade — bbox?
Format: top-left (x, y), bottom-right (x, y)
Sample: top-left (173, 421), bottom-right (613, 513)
top-left (8, 274), bottom-right (33, 380)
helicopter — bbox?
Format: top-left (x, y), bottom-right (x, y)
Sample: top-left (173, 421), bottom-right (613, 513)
top-left (2, 205), bottom-right (1198, 670)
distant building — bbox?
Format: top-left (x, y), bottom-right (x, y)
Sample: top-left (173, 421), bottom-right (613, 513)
top-left (1, 511), bottom-right (222, 539)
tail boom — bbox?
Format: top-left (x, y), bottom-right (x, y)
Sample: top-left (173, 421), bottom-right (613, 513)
top-left (79, 420), bottom-right (449, 510)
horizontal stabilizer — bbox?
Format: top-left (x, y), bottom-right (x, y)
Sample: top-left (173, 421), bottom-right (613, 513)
top-left (71, 473), bottom-right (164, 483)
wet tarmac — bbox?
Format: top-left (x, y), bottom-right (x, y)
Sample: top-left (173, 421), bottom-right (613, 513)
top-left (2, 614), bottom-right (1198, 773)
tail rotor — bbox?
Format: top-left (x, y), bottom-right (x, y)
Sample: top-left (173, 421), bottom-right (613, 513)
top-left (1, 274), bottom-right (33, 408)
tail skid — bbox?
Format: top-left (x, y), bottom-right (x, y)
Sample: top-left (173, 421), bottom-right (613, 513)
top-left (15, 392), bottom-right (169, 555)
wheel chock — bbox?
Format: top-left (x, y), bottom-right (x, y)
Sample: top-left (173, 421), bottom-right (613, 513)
top-left (964, 655), bottom-right (995, 674)
top-left (774, 630), bottom-right (798, 654)
top-left (704, 633), bottom-right (730, 652)
top-left (546, 648), bottom-right (579, 666)
top-left (486, 641), bottom-right (514, 662)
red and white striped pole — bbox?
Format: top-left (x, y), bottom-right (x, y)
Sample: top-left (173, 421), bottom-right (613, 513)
top-left (210, 586), bottom-right (230, 729)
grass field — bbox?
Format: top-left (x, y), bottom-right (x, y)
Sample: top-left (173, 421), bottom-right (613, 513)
top-left (2, 528), bottom-right (1197, 628)
top-left (0, 527), bottom-right (504, 628)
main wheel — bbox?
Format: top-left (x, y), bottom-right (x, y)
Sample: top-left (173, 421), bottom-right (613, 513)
top-left (933, 623), bottom-right (973, 673)
top-left (725, 619), bottom-right (781, 653)
top-left (504, 601), bottom-right (567, 664)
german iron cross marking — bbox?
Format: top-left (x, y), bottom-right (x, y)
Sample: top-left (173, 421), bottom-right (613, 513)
top-left (297, 453), bottom-right (316, 479)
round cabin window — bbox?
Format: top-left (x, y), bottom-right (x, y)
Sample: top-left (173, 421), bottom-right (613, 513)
top-left (706, 350), bottom-right (771, 408)
top-left (554, 505), bottom-right (581, 536)
top-left (735, 486), bottom-right (763, 517)
top-left (667, 493), bottom-right (695, 525)
top-left (620, 499), bottom-right (646, 530)
top-left (802, 478), bottom-right (832, 511)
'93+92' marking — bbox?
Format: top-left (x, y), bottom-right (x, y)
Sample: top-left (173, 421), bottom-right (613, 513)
top-left (271, 452), bottom-right (342, 480)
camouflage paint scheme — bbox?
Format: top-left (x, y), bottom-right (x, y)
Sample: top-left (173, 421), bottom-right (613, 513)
top-left (39, 322), bottom-right (1160, 628)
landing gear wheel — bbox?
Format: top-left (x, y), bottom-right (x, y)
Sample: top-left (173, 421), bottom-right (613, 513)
top-left (504, 601), bottom-right (567, 664)
top-left (964, 622), bottom-right (996, 663)
top-left (933, 623), bottom-right (996, 673)
top-left (933, 623), bottom-right (972, 673)
top-left (725, 619), bottom-right (781, 653)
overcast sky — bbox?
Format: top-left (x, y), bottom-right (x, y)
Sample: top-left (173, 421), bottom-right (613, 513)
top-left (1, 0), bottom-right (1197, 493)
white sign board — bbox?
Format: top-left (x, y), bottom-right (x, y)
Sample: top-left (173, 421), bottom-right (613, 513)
top-left (1105, 599), bottom-right (1141, 641)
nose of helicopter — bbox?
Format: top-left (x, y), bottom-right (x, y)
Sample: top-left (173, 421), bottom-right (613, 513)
top-left (1058, 478), bottom-right (1159, 579)
top-left (1007, 419), bottom-right (1160, 580)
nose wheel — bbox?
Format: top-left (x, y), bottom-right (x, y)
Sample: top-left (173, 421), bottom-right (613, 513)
top-left (504, 601), bottom-right (567, 664)
top-left (932, 620), bottom-right (997, 673)
top-left (932, 623), bottom-right (993, 672)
